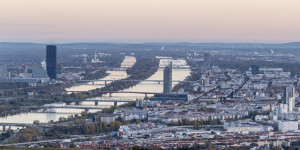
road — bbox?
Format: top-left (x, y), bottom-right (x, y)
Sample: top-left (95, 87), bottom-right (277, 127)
top-left (0, 135), bottom-right (105, 147)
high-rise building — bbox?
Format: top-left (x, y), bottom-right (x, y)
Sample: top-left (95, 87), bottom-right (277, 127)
top-left (21, 64), bottom-right (28, 73)
top-left (283, 86), bottom-right (295, 104)
top-left (46, 45), bottom-right (57, 79)
top-left (251, 65), bottom-right (259, 75)
top-left (288, 97), bottom-right (295, 112)
top-left (203, 54), bottom-right (211, 69)
top-left (163, 62), bottom-right (172, 94)
top-left (0, 65), bottom-right (7, 79)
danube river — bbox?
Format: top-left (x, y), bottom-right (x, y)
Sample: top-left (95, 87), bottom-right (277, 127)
top-left (0, 56), bottom-right (190, 125)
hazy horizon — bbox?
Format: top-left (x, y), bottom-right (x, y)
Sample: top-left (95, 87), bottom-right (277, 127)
top-left (1, 0), bottom-right (300, 43)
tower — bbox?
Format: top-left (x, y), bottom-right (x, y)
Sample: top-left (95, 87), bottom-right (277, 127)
top-left (91, 49), bottom-right (100, 63)
top-left (163, 62), bottom-right (172, 94)
top-left (46, 45), bottom-right (57, 79)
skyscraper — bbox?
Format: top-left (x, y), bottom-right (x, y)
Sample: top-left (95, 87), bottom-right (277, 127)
top-left (163, 62), bottom-right (172, 94)
top-left (46, 45), bottom-right (57, 79)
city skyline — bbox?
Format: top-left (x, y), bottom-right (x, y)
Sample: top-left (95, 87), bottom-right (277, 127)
top-left (1, 0), bottom-right (300, 43)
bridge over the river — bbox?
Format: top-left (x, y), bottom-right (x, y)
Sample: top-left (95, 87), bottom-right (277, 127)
top-left (0, 123), bottom-right (54, 132)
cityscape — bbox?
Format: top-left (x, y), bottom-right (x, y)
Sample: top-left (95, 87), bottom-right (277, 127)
top-left (1, 0), bottom-right (300, 150)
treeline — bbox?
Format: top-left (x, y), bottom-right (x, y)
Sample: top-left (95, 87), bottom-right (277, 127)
top-left (132, 145), bottom-right (163, 150)
top-left (126, 55), bottom-right (159, 79)
top-left (0, 83), bottom-right (30, 97)
top-left (7, 127), bottom-right (40, 144)
top-left (168, 118), bottom-right (223, 129)
top-left (46, 120), bottom-right (123, 136)
top-left (98, 55), bottom-right (159, 92)
top-left (81, 68), bottom-right (108, 80)
top-left (212, 55), bottom-right (300, 76)
top-left (0, 82), bottom-right (29, 89)
top-left (101, 54), bottom-right (125, 68)
top-left (177, 142), bottom-right (215, 150)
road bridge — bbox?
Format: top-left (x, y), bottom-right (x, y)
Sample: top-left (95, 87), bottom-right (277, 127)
top-left (79, 79), bottom-right (193, 83)
top-left (29, 105), bottom-right (105, 110)
top-left (25, 98), bottom-right (135, 107)
top-left (105, 66), bottom-right (190, 71)
top-left (51, 90), bottom-right (160, 98)
top-left (64, 99), bottom-right (134, 106)
top-left (0, 123), bottom-right (53, 132)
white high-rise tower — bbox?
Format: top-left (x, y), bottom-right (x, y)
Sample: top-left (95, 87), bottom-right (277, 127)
top-left (91, 49), bottom-right (102, 63)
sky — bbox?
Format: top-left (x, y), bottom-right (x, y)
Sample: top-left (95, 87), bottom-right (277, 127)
top-left (0, 0), bottom-right (300, 43)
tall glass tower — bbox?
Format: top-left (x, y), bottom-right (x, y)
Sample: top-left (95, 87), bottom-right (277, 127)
top-left (46, 45), bottom-right (57, 79)
top-left (163, 62), bottom-right (172, 94)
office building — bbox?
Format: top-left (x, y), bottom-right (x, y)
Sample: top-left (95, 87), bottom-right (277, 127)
top-left (46, 45), bottom-right (57, 79)
top-left (278, 121), bottom-right (298, 132)
top-left (251, 65), bottom-right (259, 75)
top-left (32, 67), bottom-right (48, 78)
top-left (283, 86), bottom-right (295, 104)
top-left (282, 86), bottom-right (296, 112)
top-left (163, 62), bottom-right (172, 94)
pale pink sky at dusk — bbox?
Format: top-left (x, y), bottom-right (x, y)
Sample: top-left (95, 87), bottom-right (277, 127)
top-left (0, 0), bottom-right (300, 43)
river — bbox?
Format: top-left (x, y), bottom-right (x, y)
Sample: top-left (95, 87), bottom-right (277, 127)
top-left (0, 56), bottom-right (190, 126)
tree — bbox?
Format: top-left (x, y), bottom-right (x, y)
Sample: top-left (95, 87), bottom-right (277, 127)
top-left (114, 121), bottom-right (122, 131)
top-left (23, 134), bottom-right (32, 142)
top-left (135, 120), bottom-right (141, 124)
top-left (102, 122), bottom-right (108, 132)
top-left (90, 123), bottom-right (96, 134)
top-left (110, 121), bottom-right (115, 131)
top-left (132, 145), bottom-right (141, 150)
top-left (99, 122), bottom-right (103, 133)
top-left (84, 124), bottom-right (89, 135)
top-left (125, 120), bottom-right (130, 125)
top-left (69, 143), bottom-right (76, 148)
top-left (196, 122), bottom-right (200, 130)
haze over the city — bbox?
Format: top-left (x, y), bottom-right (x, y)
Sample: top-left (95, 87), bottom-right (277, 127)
top-left (1, 0), bottom-right (300, 43)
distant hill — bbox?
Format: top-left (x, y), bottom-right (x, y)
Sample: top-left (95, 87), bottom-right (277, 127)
top-left (1, 41), bottom-right (300, 51)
